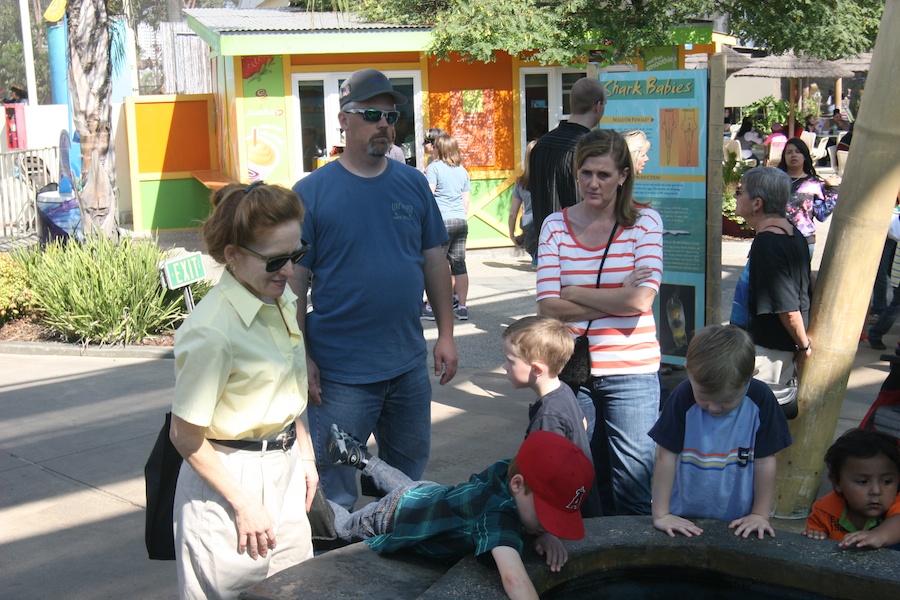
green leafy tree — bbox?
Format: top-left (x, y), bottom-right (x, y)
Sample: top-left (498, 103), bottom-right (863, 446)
top-left (0, 2), bottom-right (51, 104)
top-left (343, 0), bottom-right (883, 65)
top-left (723, 1), bottom-right (882, 60)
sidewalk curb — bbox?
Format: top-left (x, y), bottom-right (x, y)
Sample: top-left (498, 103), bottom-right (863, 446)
top-left (0, 340), bottom-right (174, 359)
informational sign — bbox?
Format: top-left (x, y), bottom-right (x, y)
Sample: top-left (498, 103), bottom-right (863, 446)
top-left (601, 70), bottom-right (708, 364)
top-left (450, 89), bottom-right (496, 166)
top-left (160, 252), bottom-right (206, 290)
top-left (242, 55), bottom-right (289, 182)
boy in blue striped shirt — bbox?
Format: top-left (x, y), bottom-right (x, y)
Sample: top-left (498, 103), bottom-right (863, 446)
top-left (649, 325), bottom-right (792, 539)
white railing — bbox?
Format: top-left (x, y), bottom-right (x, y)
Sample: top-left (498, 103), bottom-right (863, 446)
top-left (0, 147), bottom-right (60, 240)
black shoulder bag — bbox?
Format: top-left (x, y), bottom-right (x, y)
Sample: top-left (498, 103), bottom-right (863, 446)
top-left (559, 223), bottom-right (619, 390)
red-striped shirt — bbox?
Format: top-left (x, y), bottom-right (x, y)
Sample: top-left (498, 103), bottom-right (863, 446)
top-left (537, 206), bottom-right (663, 375)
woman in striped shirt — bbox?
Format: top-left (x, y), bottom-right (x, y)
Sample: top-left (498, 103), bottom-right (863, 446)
top-left (537, 128), bottom-right (663, 516)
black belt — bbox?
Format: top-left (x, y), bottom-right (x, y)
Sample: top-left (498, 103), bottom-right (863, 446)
top-left (211, 423), bottom-right (296, 452)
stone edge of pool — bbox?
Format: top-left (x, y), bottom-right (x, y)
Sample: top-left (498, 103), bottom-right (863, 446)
top-left (241, 516), bottom-right (900, 599)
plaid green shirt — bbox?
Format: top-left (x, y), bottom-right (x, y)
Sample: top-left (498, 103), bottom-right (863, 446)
top-left (365, 460), bottom-right (524, 564)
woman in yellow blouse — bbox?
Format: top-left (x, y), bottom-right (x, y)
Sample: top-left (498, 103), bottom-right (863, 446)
top-left (169, 182), bottom-right (317, 599)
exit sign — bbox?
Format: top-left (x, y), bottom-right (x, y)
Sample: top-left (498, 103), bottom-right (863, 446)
top-left (160, 252), bottom-right (206, 290)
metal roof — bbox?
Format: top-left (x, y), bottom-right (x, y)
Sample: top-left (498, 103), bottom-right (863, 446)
top-left (184, 8), bottom-right (429, 34)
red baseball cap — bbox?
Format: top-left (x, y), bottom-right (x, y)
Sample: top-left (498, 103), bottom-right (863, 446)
top-left (516, 431), bottom-right (594, 540)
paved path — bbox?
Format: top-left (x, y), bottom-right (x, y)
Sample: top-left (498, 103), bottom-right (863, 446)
top-left (1, 220), bottom-right (895, 599)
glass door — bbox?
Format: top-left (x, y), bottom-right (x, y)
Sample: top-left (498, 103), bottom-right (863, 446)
top-left (292, 70), bottom-right (423, 176)
top-left (297, 80), bottom-right (326, 173)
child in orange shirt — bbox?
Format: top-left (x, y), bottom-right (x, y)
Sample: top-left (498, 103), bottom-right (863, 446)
top-left (802, 429), bottom-right (900, 549)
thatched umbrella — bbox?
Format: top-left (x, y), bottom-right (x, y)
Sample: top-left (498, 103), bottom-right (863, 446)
top-left (733, 52), bottom-right (855, 134)
top-left (834, 52), bottom-right (874, 74)
top-left (685, 46), bottom-right (757, 72)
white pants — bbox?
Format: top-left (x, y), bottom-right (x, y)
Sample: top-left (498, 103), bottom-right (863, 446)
top-left (174, 442), bottom-right (313, 600)
top-left (754, 345), bottom-right (797, 386)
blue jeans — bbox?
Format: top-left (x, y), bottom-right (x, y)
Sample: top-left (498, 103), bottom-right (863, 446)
top-left (873, 238), bottom-right (897, 315)
top-left (869, 284), bottom-right (900, 341)
top-left (575, 386), bottom-right (598, 440)
top-left (309, 362), bottom-right (432, 510)
top-left (581, 374), bottom-right (659, 516)
top-left (329, 457), bottom-right (433, 542)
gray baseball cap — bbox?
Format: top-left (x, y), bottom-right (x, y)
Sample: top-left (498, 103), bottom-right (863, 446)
top-left (339, 69), bottom-right (407, 108)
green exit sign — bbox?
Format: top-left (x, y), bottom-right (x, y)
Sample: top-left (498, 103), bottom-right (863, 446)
top-left (160, 252), bottom-right (206, 290)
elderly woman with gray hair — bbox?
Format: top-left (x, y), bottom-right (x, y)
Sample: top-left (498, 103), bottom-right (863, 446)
top-left (730, 167), bottom-right (812, 386)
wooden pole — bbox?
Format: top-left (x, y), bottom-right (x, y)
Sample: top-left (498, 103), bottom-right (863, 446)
top-left (706, 53), bottom-right (726, 326)
top-left (833, 79), bottom-right (843, 113)
top-left (788, 78), bottom-right (796, 137)
top-left (773, 0), bottom-right (900, 518)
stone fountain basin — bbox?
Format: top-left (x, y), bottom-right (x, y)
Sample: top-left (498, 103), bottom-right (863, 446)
top-left (240, 516), bottom-right (900, 599)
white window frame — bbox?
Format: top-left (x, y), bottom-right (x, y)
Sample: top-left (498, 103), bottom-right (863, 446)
top-left (517, 67), bottom-right (587, 162)
top-left (291, 70), bottom-right (423, 176)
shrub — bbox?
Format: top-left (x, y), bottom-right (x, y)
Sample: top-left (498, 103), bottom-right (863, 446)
top-left (722, 150), bottom-right (750, 228)
top-left (743, 96), bottom-right (790, 134)
top-left (0, 253), bottom-right (30, 325)
top-left (16, 235), bottom-right (208, 346)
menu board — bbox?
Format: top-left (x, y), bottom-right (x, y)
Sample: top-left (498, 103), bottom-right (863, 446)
top-left (450, 89), bottom-right (496, 167)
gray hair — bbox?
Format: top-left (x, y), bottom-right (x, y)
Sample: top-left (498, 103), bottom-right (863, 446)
top-left (741, 166), bottom-right (790, 217)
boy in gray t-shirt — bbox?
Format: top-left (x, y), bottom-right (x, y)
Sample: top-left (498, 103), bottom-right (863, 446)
top-left (502, 316), bottom-right (601, 518)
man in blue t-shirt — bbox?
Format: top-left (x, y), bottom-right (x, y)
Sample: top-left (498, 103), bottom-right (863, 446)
top-left (291, 69), bottom-right (458, 510)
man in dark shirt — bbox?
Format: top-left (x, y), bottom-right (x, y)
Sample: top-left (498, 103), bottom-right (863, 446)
top-left (529, 77), bottom-right (607, 233)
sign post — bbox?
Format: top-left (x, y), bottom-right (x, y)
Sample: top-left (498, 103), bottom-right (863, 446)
top-left (159, 252), bottom-right (206, 312)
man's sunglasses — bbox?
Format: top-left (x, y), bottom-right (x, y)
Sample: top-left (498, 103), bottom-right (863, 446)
top-left (342, 109), bottom-right (400, 125)
top-left (238, 242), bottom-right (310, 272)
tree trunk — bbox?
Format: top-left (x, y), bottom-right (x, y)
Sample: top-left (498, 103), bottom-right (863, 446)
top-left (773, 0), bottom-right (900, 517)
top-left (166, 0), bottom-right (183, 22)
top-left (67, 0), bottom-right (119, 240)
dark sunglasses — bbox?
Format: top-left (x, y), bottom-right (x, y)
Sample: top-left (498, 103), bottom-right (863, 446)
top-left (238, 242), bottom-right (310, 272)
top-left (423, 138), bottom-right (434, 145)
top-left (342, 109), bottom-right (400, 125)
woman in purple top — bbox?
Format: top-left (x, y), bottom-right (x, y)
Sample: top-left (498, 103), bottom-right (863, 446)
top-left (777, 138), bottom-right (840, 258)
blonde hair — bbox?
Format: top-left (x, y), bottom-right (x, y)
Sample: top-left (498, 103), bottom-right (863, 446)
top-left (685, 325), bottom-right (755, 395)
top-left (517, 140), bottom-right (538, 191)
top-left (502, 316), bottom-right (574, 376)
top-left (433, 134), bottom-right (463, 167)
top-left (202, 183), bottom-right (305, 264)
top-left (622, 130), bottom-right (650, 168)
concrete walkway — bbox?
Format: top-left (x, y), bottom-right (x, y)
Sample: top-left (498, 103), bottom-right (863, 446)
top-left (1, 221), bottom-right (895, 599)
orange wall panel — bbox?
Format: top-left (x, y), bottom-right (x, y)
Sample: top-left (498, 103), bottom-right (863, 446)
top-left (134, 100), bottom-right (213, 173)
top-left (426, 54), bottom-right (515, 171)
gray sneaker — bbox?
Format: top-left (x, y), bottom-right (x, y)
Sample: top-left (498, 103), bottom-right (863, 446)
top-left (455, 306), bottom-right (468, 321)
top-left (326, 424), bottom-right (370, 470)
top-left (420, 303), bottom-right (435, 321)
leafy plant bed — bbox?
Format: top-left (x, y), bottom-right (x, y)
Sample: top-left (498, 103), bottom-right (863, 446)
top-left (0, 313), bottom-right (176, 346)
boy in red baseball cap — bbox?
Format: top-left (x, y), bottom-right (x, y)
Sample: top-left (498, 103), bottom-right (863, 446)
top-left (323, 426), bottom-right (594, 598)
